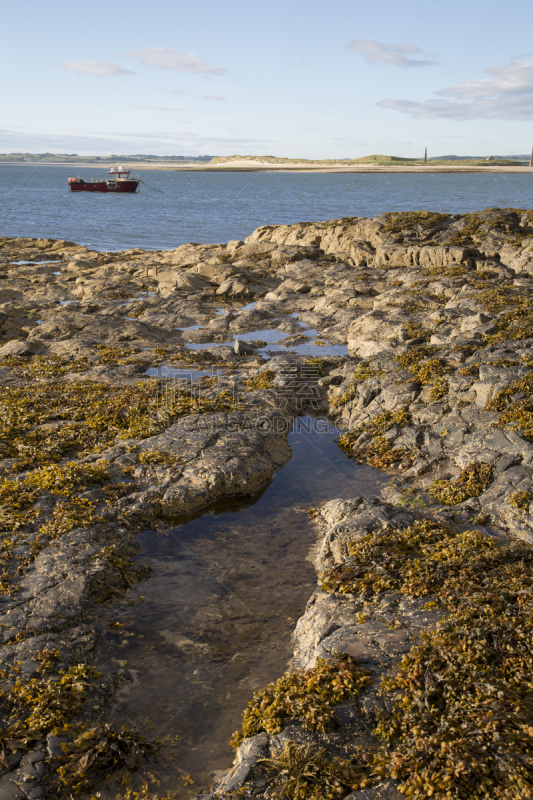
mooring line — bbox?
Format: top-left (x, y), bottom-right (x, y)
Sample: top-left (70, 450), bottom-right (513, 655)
top-left (138, 179), bottom-right (164, 193)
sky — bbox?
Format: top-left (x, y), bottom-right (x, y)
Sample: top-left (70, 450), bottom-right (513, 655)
top-left (2, 0), bottom-right (533, 159)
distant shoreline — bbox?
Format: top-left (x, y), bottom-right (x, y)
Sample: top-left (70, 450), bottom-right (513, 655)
top-left (1, 161), bottom-right (532, 174)
top-left (171, 164), bottom-right (533, 174)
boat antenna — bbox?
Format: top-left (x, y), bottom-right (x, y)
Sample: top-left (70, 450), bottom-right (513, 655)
top-left (138, 179), bottom-right (164, 194)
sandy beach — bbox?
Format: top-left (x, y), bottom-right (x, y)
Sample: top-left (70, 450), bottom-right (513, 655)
top-left (3, 159), bottom-right (532, 173)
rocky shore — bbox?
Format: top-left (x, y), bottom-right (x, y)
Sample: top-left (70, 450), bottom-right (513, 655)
top-left (1, 207), bottom-right (533, 799)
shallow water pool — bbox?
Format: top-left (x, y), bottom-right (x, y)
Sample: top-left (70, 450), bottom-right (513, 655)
top-left (96, 417), bottom-right (388, 795)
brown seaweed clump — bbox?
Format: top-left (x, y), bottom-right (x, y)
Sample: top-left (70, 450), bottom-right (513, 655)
top-left (381, 212), bottom-right (450, 237)
top-left (509, 490), bottom-right (533, 511)
top-left (0, 650), bottom-right (179, 798)
top-left (373, 537), bottom-right (533, 799)
top-left (428, 462), bottom-right (494, 505)
top-left (318, 515), bottom-right (533, 798)
top-left (338, 411), bottom-right (413, 470)
top-left (0, 377), bottom-right (237, 471)
top-left (260, 738), bottom-right (372, 799)
top-left (230, 656), bottom-right (370, 748)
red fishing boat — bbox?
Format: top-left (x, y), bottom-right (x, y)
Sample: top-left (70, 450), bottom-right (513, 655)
top-left (68, 166), bottom-right (140, 193)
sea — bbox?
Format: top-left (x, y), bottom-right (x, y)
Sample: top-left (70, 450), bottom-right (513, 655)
top-left (1, 164), bottom-right (533, 252)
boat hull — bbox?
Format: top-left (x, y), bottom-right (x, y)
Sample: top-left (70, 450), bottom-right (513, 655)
top-left (69, 180), bottom-right (139, 193)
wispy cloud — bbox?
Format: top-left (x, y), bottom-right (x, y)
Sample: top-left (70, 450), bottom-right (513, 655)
top-left (348, 39), bottom-right (439, 69)
top-left (61, 61), bottom-right (131, 76)
top-left (511, 52), bottom-right (533, 62)
top-left (132, 105), bottom-right (184, 111)
top-left (203, 95), bottom-right (225, 101)
top-left (146, 85), bottom-right (185, 95)
top-left (127, 47), bottom-right (227, 76)
top-left (379, 58), bottom-right (533, 120)
top-left (0, 126), bottom-right (265, 155)
top-left (132, 105), bottom-right (213, 114)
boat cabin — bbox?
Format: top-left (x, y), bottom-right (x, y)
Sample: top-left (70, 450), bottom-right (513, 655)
top-left (108, 166), bottom-right (133, 180)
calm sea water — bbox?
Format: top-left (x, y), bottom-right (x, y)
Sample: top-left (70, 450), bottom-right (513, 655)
top-left (1, 164), bottom-right (532, 251)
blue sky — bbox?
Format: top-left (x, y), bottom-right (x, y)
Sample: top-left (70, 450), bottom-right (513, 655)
top-left (2, 0), bottom-right (533, 158)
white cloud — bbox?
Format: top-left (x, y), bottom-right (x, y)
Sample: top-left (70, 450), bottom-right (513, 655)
top-left (437, 59), bottom-right (533, 99)
top-left (379, 96), bottom-right (533, 120)
top-left (203, 95), bottom-right (225, 101)
top-left (348, 39), bottom-right (438, 69)
top-left (378, 58), bottom-right (533, 120)
top-left (127, 47), bottom-right (226, 75)
top-left (61, 61), bottom-right (130, 76)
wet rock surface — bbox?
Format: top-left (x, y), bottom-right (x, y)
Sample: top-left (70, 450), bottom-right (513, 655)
top-left (1, 210), bottom-right (533, 798)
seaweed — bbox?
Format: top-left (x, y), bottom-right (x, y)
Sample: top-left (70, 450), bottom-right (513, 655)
top-left (260, 738), bottom-right (371, 799)
top-left (428, 462), bottom-right (494, 505)
top-left (357, 436), bottom-right (412, 470)
top-left (395, 346), bottom-right (439, 371)
top-left (338, 411), bottom-right (412, 449)
top-left (509, 490), bottom-right (533, 511)
top-left (56, 722), bottom-right (179, 796)
top-left (331, 362), bottom-right (378, 407)
top-left (421, 264), bottom-right (468, 278)
top-left (319, 519), bottom-right (495, 598)
top-left (476, 287), bottom-right (528, 314)
top-left (138, 448), bottom-right (183, 468)
top-left (447, 208), bottom-right (533, 248)
top-left (0, 354), bottom-right (92, 378)
top-left (409, 358), bottom-right (452, 385)
top-left (24, 459), bottom-right (110, 493)
top-left (0, 654), bottom-right (176, 797)
top-left (485, 374), bottom-right (533, 439)
top-left (0, 378), bottom-right (237, 470)
top-left (316, 514), bottom-right (533, 797)
top-left (381, 212), bottom-right (450, 236)
top-left (429, 376), bottom-right (449, 402)
top-left (244, 369), bottom-right (275, 390)
top-left (95, 344), bottom-right (142, 364)
top-left (487, 308), bottom-right (533, 344)
top-left (338, 412), bottom-right (413, 469)
top-left (372, 536), bottom-right (533, 799)
top-left (230, 656), bottom-right (370, 747)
